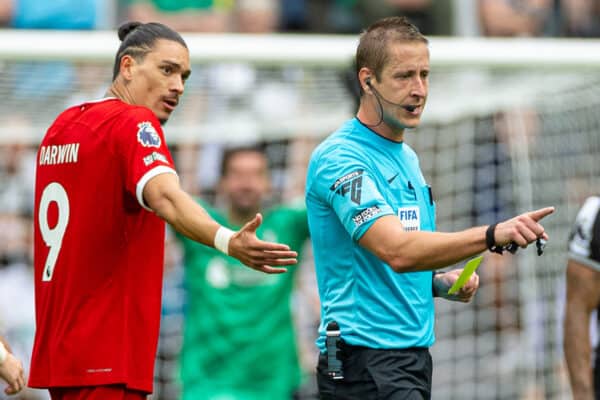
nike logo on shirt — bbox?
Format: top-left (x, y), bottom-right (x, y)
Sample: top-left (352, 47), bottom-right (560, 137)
top-left (387, 173), bottom-right (399, 184)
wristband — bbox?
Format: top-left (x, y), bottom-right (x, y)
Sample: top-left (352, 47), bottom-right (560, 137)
top-left (214, 226), bottom-right (235, 255)
top-left (432, 271), bottom-right (441, 297)
top-left (485, 223), bottom-right (504, 254)
top-left (0, 341), bottom-right (7, 365)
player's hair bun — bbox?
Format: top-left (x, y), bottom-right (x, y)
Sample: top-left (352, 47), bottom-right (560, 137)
top-left (118, 21), bottom-right (143, 41)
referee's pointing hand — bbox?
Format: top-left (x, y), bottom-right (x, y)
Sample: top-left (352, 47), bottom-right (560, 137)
top-left (493, 206), bottom-right (554, 249)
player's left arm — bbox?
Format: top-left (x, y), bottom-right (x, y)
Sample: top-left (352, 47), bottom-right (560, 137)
top-left (432, 269), bottom-right (479, 303)
top-left (564, 259), bottom-right (600, 400)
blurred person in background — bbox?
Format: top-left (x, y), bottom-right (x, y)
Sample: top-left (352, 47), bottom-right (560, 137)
top-left (479, 0), bottom-right (553, 36)
top-left (354, 0), bottom-right (437, 35)
top-left (0, 0), bottom-right (111, 150)
top-left (0, 0), bottom-right (108, 93)
top-left (0, 0), bottom-right (99, 28)
top-left (0, 211), bottom-right (37, 400)
top-left (125, 0), bottom-right (280, 33)
top-left (564, 196), bottom-right (600, 400)
top-left (0, 335), bottom-right (25, 396)
top-left (177, 145), bottom-right (312, 400)
top-left (306, 16), bottom-right (554, 399)
top-left (480, 0), bottom-right (600, 38)
top-left (125, 0), bottom-right (234, 32)
top-left (234, 0), bottom-right (279, 33)
top-left (279, 0), bottom-right (309, 31)
top-left (0, 142), bottom-right (46, 400)
top-left (560, 0), bottom-right (600, 37)
top-left (303, 0), bottom-right (449, 35)
top-left (29, 21), bottom-right (296, 400)
top-left (306, 0), bottom-right (432, 33)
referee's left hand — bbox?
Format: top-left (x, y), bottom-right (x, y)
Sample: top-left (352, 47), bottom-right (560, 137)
top-left (434, 269), bottom-right (479, 303)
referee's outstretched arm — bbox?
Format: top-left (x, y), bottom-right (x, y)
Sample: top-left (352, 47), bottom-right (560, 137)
top-left (359, 207), bottom-right (554, 273)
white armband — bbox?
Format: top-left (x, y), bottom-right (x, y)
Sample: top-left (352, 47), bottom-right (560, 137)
top-left (214, 226), bottom-right (235, 255)
top-left (0, 341), bottom-right (7, 365)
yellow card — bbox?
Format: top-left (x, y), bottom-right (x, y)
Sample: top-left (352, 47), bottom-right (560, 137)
top-left (447, 255), bottom-right (484, 295)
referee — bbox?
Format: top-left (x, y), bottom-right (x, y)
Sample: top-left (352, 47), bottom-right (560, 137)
top-left (305, 16), bottom-right (554, 399)
top-left (564, 196), bottom-right (600, 400)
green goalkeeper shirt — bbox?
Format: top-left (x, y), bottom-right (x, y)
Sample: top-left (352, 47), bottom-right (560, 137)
top-left (178, 200), bottom-right (309, 400)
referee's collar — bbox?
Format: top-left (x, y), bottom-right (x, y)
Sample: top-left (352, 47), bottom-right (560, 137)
top-left (353, 117), bottom-right (404, 146)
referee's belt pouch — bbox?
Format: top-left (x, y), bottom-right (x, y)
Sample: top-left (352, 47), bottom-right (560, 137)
top-left (319, 341), bottom-right (383, 383)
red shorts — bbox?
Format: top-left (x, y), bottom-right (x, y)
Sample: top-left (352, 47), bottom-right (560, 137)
top-left (49, 385), bottom-right (147, 400)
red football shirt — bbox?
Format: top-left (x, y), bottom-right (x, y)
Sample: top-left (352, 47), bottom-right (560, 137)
top-left (29, 98), bottom-right (177, 393)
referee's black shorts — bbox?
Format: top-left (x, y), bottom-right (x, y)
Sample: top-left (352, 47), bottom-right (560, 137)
top-left (316, 344), bottom-right (432, 400)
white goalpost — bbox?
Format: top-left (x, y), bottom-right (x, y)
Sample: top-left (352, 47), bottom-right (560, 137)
top-left (1, 30), bottom-right (600, 399)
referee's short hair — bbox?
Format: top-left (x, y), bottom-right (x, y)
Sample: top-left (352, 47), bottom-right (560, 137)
top-left (356, 16), bottom-right (428, 85)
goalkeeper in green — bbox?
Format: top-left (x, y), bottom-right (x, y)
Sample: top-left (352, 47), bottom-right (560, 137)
top-left (177, 145), bottom-right (311, 400)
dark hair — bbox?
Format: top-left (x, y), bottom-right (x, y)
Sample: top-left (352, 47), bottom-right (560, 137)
top-left (220, 145), bottom-right (268, 177)
top-left (356, 16), bottom-right (428, 86)
top-left (112, 21), bottom-right (188, 81)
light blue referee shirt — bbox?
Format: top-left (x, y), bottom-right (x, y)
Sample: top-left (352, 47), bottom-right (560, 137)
top-left (306, 118), bottom-right (437, 351)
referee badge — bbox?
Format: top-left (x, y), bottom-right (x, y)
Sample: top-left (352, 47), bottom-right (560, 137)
top-left (398, 206), bottom-right (420, 231)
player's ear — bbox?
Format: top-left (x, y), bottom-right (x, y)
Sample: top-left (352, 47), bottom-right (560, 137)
top-left (119, 54), bottom-right (136, 81)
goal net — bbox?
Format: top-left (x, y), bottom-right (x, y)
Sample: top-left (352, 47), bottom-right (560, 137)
top-left (1, 31), bottom-right (599, 400)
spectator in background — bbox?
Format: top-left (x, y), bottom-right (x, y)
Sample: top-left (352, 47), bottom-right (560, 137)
top-left (126, 0), bottom-right (280, 33)
top-left (279, 0), bottom-right (309, 31)
top-left (0, 0), bottom-right (98, 29)
top-left (479, 0), bottom-right (553, 36)
top-left (0, 144), bottom-right (35, 217)
top-left (0, 335), bottom-right (25, 396)
top-left (235, 0), bottom-right (279, 33)
top-left (0, 143), bottom-right (45, 400)
top-left (560, 0), bottom-right (600, 37)
top-left (177, 146), bottom-right (311, 400)
top-left (564, 196), bottom-right (600, 400)
top-left (126, 0), bottom-right (234, 32)
top-left (479, 0), bottom-right (600, 37)
top-left (304, 0), bottom-right (448, 35)
top-left (357, 0), bottom-right (437, 34)
top-left (0, 0), bottom-right (110, 137)
top-left (310, 0), bottom-right (363, 33)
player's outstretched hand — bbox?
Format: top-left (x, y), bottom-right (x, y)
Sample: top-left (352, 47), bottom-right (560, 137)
top-left (494, 207), bottom-right (554, 249)
top-left (228, 213), bottom-right (298, 274)
top-left (434, 269), bottom-right (479, 303)
top-left (0, 352), bottom-right (25, 396)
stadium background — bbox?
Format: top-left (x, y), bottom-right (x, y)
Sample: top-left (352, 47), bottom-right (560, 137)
top-left (1, 0), bottom-right (600, 399)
